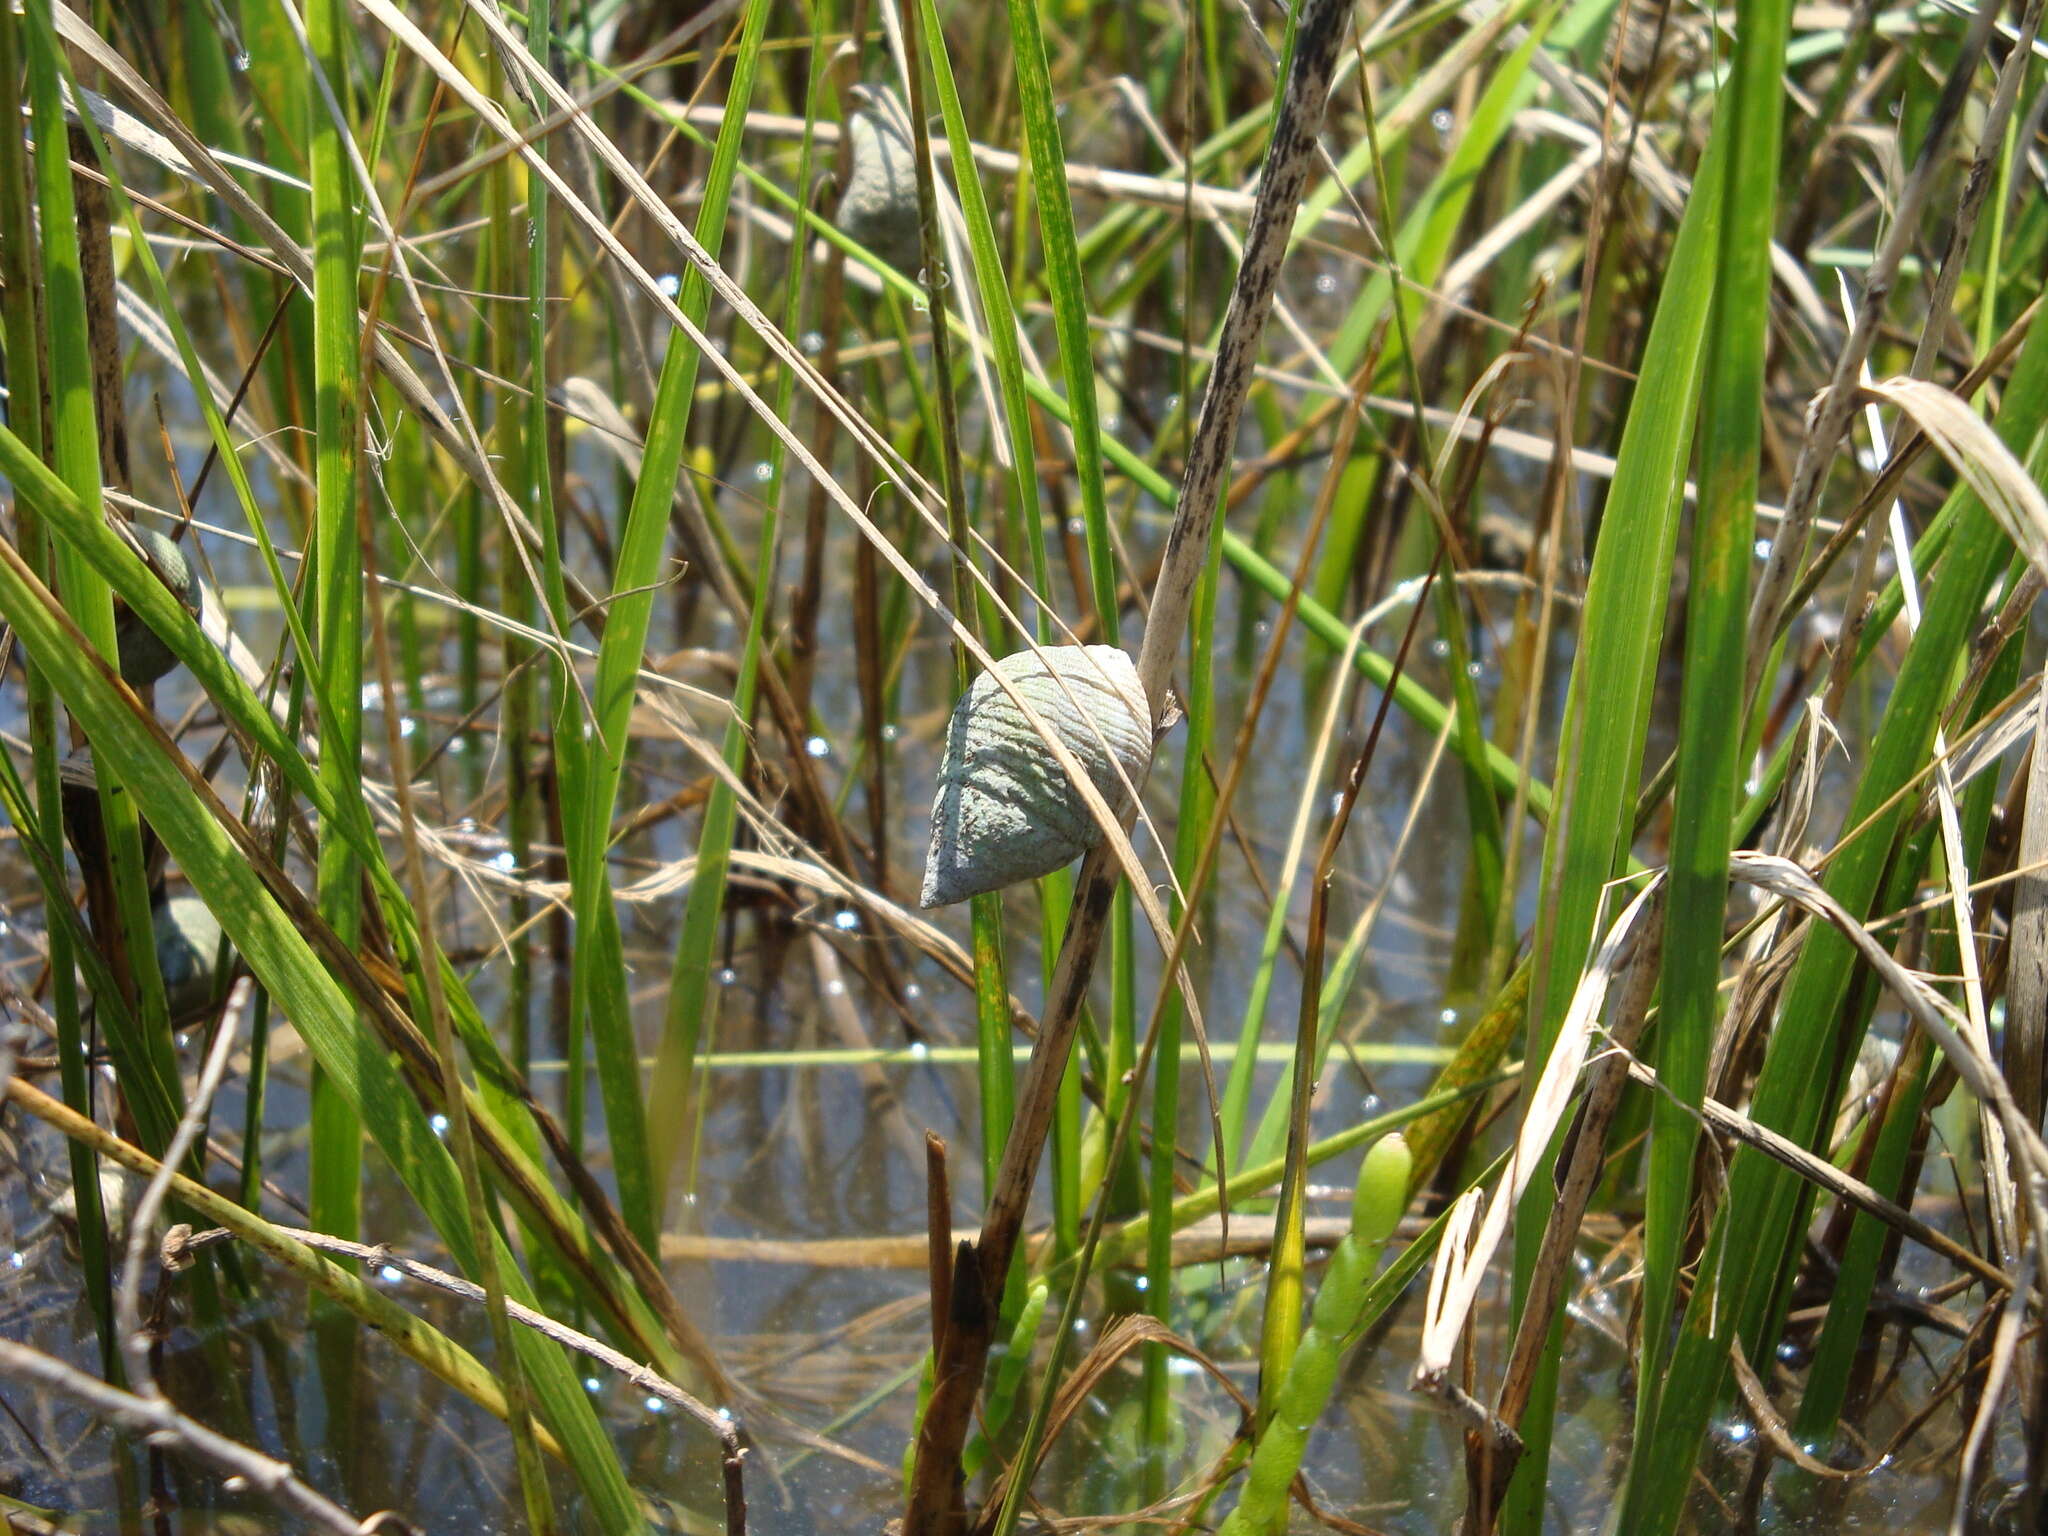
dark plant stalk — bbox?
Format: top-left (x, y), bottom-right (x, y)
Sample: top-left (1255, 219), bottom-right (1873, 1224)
top-left (902, 2), bottom-right (1355, 1526)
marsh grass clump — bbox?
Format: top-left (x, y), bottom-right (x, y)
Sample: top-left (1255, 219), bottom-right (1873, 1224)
top-left (0, 1), bottom-right (2042, 1534)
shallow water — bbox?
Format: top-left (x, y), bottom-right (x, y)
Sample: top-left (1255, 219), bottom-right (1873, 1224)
top-left (0, 282), bottom-right (2020, 1536)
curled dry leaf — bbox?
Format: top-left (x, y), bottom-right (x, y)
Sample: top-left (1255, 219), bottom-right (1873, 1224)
top-left (921, 645), bottom-right (1153, 908)
top-left (1859, 375), bottom-right (2048, 575)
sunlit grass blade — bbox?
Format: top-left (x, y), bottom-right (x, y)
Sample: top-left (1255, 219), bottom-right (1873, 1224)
top-left (646, 0), bottom-right (777, 1223)
top-left (21, 0), bottom-right (179, 1155)
top-left (1501, 52), bottom-right (1734, 1533)
top-left (1635, 0), bottom-right (1790, 1462)
top-left (302, 0), bottom-right (365, 1263)
top-left (567, 0), bottom-right (772, 1252)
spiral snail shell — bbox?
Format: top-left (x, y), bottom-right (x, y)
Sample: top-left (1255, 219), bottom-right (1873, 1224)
top-left (837, 84), bottom-right (924, 277)
top-left (920, 645), bottom-right (1154, 908)
top-left (114, 527), bottom-right (205, 688)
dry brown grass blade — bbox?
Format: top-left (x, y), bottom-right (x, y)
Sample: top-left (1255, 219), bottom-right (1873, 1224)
top-left (1726, 1338), bottom-right (1883, 1482)
top-left (974, 1314), bottom-right (1250, 1531)
top-left (1414, 877), bottom-right (1662, 1390)
top-left (0, 1338), bottom-right (393, 1534)
top-left (1860, 375), bottom-right (2048, 574)
top-left (2008, 677), bottom-right (2048, 1128)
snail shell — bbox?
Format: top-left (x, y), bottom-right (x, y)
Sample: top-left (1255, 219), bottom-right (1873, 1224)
top-left (920, 645), bottom-right (1154, 908)
top-left (837, 84), bottom-right (923, 276)
top-left (115, 527), bottom-right (204, 688)
top-left (153, 893), bottom-right (229, 1023)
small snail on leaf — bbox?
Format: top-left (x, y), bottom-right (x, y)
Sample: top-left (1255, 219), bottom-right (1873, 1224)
top-left (114, 526), bottom-right (206, 688)
top-left (836, 83), bottom-right (924, 278)
top-left (921, 645), bottom-right (1156, 908)
top-left (153, 892), bottom-right (232, 1024)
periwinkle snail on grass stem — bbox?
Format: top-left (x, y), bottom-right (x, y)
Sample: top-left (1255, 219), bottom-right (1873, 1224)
top-left (114, 527), bottom-right (205, 688)
top-left (836, 83), bottom-right (923, 278)
top-left (920, 645), bottom-right (1156, 908)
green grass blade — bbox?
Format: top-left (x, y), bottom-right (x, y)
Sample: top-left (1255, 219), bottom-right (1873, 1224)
top-left (303, 0), bottom-right (365, 1254)
top-left (1634, 0), bottom-right (1790, 1456)
top-left (21, 0), bottom-right (179, 1153)
top-left (651, 0), bottom-right (802, 1212)
top-left (569, 0), bottom-right (773, 1251)
top-left (1501, 60), bottom-right (1733, 1533)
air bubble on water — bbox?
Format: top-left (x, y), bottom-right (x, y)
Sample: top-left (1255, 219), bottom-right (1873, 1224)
top-left (1253, 620), bottom-right (1271, 638)
top-left (1315, 272), bottom-right (1337, 295)
top-left (716, 967), bottom-right (738, 986)
top-left (1429, 637), bottom-right (1452, 658)
top-left (645, 1396), bottom-right (666, 1414)
top-left (882, 723), bottom-right (901, 742)
top-left (1439, 1008), bottom-right (1458, 1026)
top-left (1717, 1418), bottom-right (1753, 1444)
top-left (682, 1191), bottom-right (698, 1206)
top-left (1754, 538), bottom-right (1773, 560)
top-left (1360, 1094), bottom-right (1383, 1116)
top-left (753, 461), bottom-right (775, 483)
top-left (1066, 516), bottom-right (1086, 536)
top-left (492, 851), bottom-right (517, 873)
top-left (177, 1034), bottom-right (190, 1050)
top-left (7, 1252), bottom-right (22, 1270)
top-left (806, 735), bottom-right (832, 759)
top-left (430, 1114), bottom-right (450, 1136)
top-left (584, 1378), bottom-right (602, 1394)
top-left (904, 982), bottom-right (923, 1000)
top-left (802, 331), bottom-right (826, 355)
top-left (1431, 107), bottom-right (1454, 138)
top-left (1073, 1317), bottom-right (1089, 1333)
top-left (657, 273), bottom-right (682, 298)
top-left (909, 1040), bottom-right (930, 1061)
top-left (1164, 394), bottom-right (1182, 414)
top-left (826, 979), bottom-right (846, 997)
top-left (380, 1264), bottom-right (403, 1284)
top-left (716, 1407), bottom-right (733, 1423)
top-left (1467, 661), bottom-right (1485, 679)
top-left (833, 909), bottom-right (860, 932)
top-left (448, 734), bottom-right (468, 755)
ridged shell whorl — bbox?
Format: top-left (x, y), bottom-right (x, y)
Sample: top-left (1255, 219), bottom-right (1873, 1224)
top-left (921, 645), bottom-right (1153, 908)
